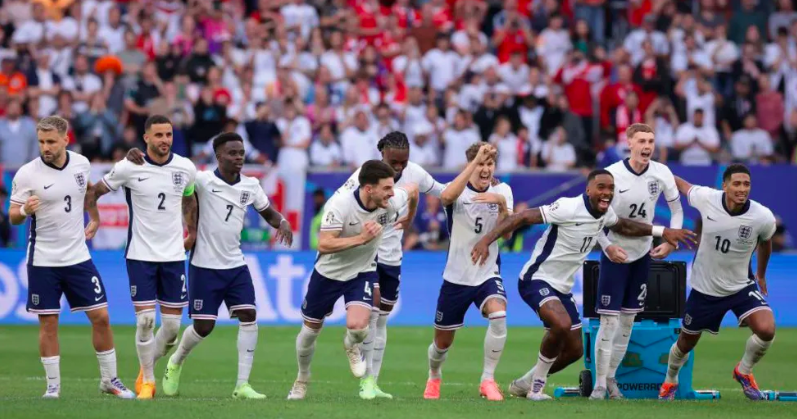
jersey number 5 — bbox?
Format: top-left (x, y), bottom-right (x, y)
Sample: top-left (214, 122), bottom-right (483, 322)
top-left (475, 217), bottom-right (483, 233)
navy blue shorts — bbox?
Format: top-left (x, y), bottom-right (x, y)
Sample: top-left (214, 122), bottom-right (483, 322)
top-left (189, 265), bottom-right (255, 320)
top-left (375, 263), bottom-right (401, 305)
top-left (682, 282), bottom-right (771, 335)
top-left (301, 270), bottom-right (375, 323)
top-left (596, 253), bottom-right (651, 315)
top-left (518, 279), bottom-right (582, 331)
top-left (27, 260), bottom-right (107, 314)
top-left (434, 278), bottom-right (507, 330)
top-left (126, 260), bottom-right (187, 309)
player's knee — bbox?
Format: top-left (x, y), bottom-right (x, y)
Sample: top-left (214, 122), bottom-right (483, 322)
top-left (89, 311), bottom-right (110, 329)
top-left (754, 324), bottom-right (776, 342)
top-left (346, 316), bottom-right (369, 330)
top-left (488, 311), bottom-right (507, 337)
top-left (236, 309), bottom-right (257, 323)
top-left (566, 342), bottom-right (584, 363)
top-left (193, 320), bottom-right (215, 338)
top-left (347, 326), bottom-right (369, 342)
top-left (549, 318), bottom-right (572, 336)
top-left (39, 315), bottom-right (58, 336)
top-left (136, 310), bottom-right (156, 333)
top-left (161, 313), bottom-right (181, 338)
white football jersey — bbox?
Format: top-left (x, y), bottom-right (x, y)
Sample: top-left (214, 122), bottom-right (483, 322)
top-left (315, 188), bottom-right (409, 281)
top-left (443, 182), bottom-right (514, 286)
top-left (101, 154), bottom-right (197, 262)
top-left (335, 161), bottom-right (445, 266)
top-left (11, 152), bottom-right (92, 266)
top-left (687, 186), bottom-right (776, 297)
top-left (190, 170), bottom-right (270, 270)
top-left (604, 159), bottom-right (680, 262)
top-left (520, 195), bottom-right (619, 294)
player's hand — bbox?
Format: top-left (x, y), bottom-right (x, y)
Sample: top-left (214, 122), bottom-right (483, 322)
top-left (471, 240), bottom-right (490, 266)
top-left (126, 148), bottom-right (146, 165)
top-left (472, 192), bottom-right (505, 206)
top-left (24, 196), bottom-right (40, 215)
top-left (394, 214), bottom-right (412, 231)
top-left (662, 228), bottom-right (697, 249)
top-left (84, 219), bottom-right (99, 240)
top-left (359, 221), bottom-right (382, 243)
top-left (184, 234), bottom-right (196, 251)
top-left (605, 244), bottom-right (628, 263)
top-left (650, 242), bottom-right (675, 259)
top-left (276, 219), bottom-right (294, 247)
top-left (474, 143), bottom-right (496, 164)
top-left (756, 274), bottom-right (768, 296)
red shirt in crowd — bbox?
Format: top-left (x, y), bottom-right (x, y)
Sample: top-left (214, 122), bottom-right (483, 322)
top-left (355, 2), bottom-right (380, 45)
top-left (600, 81), bottom-right (643, 129)
top-left (554, 62), bottom-right (602, 117)
top-left (384, 4), bottom-right (421, 28)
top-left (495, 28), bottom-right (528, 63)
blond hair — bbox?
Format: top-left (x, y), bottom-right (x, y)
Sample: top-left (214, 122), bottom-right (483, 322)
top-left (37, 116), bottom-right (70, 136)
top-left (625, 123), bottom-right (654, 141)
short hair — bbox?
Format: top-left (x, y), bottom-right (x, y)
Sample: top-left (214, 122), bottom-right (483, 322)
top-left (145, 114), bottom-right (172, 131)
top-left (358, 160), bottom-right (395, 186)
top-left (626, 123), bottom-right (654, 141)
top-left (212, 132), bottom-right (244, 153)
top-left (465, 142), bottom-right (498, 162)
top-left (37, 116), bottom-right (69, 136)
top-left (723, 163), bottom-right (751, 181)
top-left (588, 169), bottom-right (613, 182)
top-left (377, 131), bottom-right (410, 152)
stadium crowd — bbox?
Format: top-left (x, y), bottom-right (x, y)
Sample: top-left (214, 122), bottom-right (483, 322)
top-left (0, 0), bottom-right (796, 174)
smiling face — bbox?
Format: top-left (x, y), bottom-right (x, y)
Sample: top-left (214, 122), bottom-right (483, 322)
top-left (364, 177), bottom-right (396, 209)
top-left (144, 123), bottom-right (174, 158)
top-left (723, 172), bottom-right (751, 206)
top-left (586, 173), bottom-right (615, 213)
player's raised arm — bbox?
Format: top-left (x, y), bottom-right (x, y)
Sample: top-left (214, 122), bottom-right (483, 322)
top-left (673, 175), bottom-right (693, 196)
top-left (608, 218), bottom-right (697, 249)
top-left (440, 144), bottom-right (495, 206)
top-left (471, 207), bottom-right (545, 265)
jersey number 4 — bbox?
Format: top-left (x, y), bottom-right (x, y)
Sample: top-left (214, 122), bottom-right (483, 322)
top-left (629, 203), bottom-right (647, 219)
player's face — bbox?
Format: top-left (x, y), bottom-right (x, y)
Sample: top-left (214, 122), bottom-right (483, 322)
top-left (469, 157), bottom-right (496, 190)
top-left (144, 123), bottom-right (174, 157)
top-left (629, 132), bottom-right (655, 165)
top-left (587, 174), bottom-right (615, 213)
top-left (382, 148), bottom-right (409, 180)
top-left (723, 173), bottom-right (751, 205)
top-left (217, 140), bottom-right (245, 174)
top-left (37, 130), bottom-right (68, 164)
top-left (366, 177), bottom-right (395, 209)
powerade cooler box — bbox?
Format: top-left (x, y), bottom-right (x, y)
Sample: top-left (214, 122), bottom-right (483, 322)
top-left (559, 261), bottom-right (719, 399)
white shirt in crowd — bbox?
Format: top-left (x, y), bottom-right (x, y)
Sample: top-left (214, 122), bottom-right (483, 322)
top-left (624, 29), bottom-right (670, 65)
top-left (498, 63), bottom-right (530, 92)
top-left (320, 51), bottom-right (358, 81)
top-left (704, 39), bottom-right (739, 72)
top-left (340, 126), bottom-right (378, 167)
top-left (47, 17), bottom-right (79, 42)
top-left (542, 141), bottom-right (576, 172)
top-left (536, 28), bottom-right (572, 76)
top-left (442, 128), bottom-right (481, 170)
top-left (519, 105), bottom-right (545, 141)
top-left (489, 133), bottom-right (519, 173)
top-left (12, 19), bottom-right (46, 44)
top-left (98, 24), bottom-right (126, 54)
top-left (670, 48), bottom-right (713, 76)
top-left (674, 123), bottom-right (721, 165)
top-left (392, 56), bottom-right (425, 88)
top-left (731, 129), bottom-right (774, 162)
top-left (276, 116), bottom-right (312, 170)
top-left (62, 73), bottom-right (103, 114)
top-left (280, 3), bottom-right (319, 40)
top-left (451, 30), bottom-right (488, 52)
top-left (422, 48), bottom-right (460, 92)
top-left (310, 140), bottom-right (343, 167)
top-left (467, 53), bottom-right (500, 75)
top-left (685, 91), bottom-right (716, 128)
top-left (653, 116), bottom-right (677, 149)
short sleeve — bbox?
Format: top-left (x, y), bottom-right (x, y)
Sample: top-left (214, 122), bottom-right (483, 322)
top-left (417, 167), bottom-right (444, 197)
top-left (101, 159), bottom-right (132, 191)
top-left (759, 211), bottom-right (777, 241)
top-left (500, 185), bottom-right (514, 213)
top-left (604, 206), bottom-right (619, 227)
top-left (253, 183), bottom-right (271, 212)
top-left (336, 170), bottom-right (361, 195)
top-left (183, 161), bottom-right (198, 196)
top-left (389, 187), bottom-right (410, 212)
top-left (539, 198), bottom-right (572, 225)
top-left (10, 168), bottom-right (31, 205)
top-left (686, 185), bottom-right (715, 212)
top-left (320, 198), bottom-right (344, 231)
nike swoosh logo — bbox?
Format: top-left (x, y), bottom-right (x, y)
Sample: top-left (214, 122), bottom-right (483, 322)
top-left (48, 377), bottom-right (58, 380)
top-left (180, 294), bottom-right (187, 299)
top-left (44, 184), bottom-right (54, 189)
top-left (246, 349), bottom-right (255, 353)
top-left (212, 189), bottom-right (222, 193)
top-left (491, 349), bottom-right (502, 353)
top-left (95, 295), bottom-right (104, 301)
top-left (619, 189), bottom-right (630, 193)
top-left (706, 216), bottom-right (716, 221)
top-left (349, 222), bottom-right (360, 226)
top-left (601, 339), bottom-right (610, 342)
top-left (575, 223), bottom-right (585, 226)
top-left (138, 177), bottom-right (149, 182)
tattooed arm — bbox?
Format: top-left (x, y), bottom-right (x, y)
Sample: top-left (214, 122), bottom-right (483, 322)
top-left (182, 193), bottom-right (198, 251)
top-left (471, 208), bottom-right (544, 265)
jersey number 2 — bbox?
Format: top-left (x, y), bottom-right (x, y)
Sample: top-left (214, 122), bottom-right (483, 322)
top-left (157, 193), bottom-right (166, 210)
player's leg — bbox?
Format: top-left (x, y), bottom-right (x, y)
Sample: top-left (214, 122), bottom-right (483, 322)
top-left (367, 263), bottom-right (400, 398)
top-left (732, 285), bottom-right (775, 400)
top-left (27, 265), bottom-right (63, 398)
top-left (153, 262), bottom-right (188, 362)
top-left (593, 253), bottom-right (629, 398)
top-left (289, 270), bottom-right (339, 400)
top-left (608, 255), bottom-right (651, 386)
top-left (343, 272), bottom-right (376, 399)
top-left (127, 260), bottom-right (159, 397)
top-left (226, 266), bottom-right (265, 399)
top-left (84, 307), bottom-right (135, 399)
top-left (477, 278), bottom-right (509, 401)
top-left (362, 280), bottom-right (380, 380)
top-left (424, 280), bottom-right (469, 400)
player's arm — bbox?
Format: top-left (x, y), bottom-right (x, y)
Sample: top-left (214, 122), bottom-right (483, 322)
top-left (9, 173), bottom-right (37, 225)
top-left (652, 173), bottom-right (686, 259)
top-left (472, 190), bottom-right (512, 239)
top-left (755, 238), bottom-right (772, 295)
top-left (317, 226), bottom-right (381, 254)
top-left (182, 186), bottom-right (198, 251)
top-left (673, 175), bottom-right (693, 196)
top-left (597, 231), bottom-right (629, 263)
top-left (440, 144), bottom-right (495, 206)
top-left (83, 181), bottom-right (101, 240)
top-left (258, 206), bottom-right (293, 247)
top-left (394, 184), bottom-right (419, 231)
top-left (608, 218), bottom-right (697, 249)
top-left (471, 207), bottom-right (545, 265)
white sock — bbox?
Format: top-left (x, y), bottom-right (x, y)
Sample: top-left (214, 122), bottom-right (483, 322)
top-left (362, 310), bottom-right (379, 376)
top-left (608, 313), bottom-right (635, 379)
top-left (135, 310), bottom-right (156, 383)
top-left (595, 315), bottom-right (619, 388)
top-left (372, 311), bottom-right (389, 381)
top-left (344, 327), bottom-right (368, 349)
top-left (96, 349), bottom-right (117, 381)
top-left (237, 321), bottom-right (258, 386)
top-left (170, 325), bottom-right (204, 366)
top-left (532, 353), bottom-right (556, 381)
top-left (154, 313), bottom-right (181, 361)
top-left (739, 334), bottom-right (773, 375)
top-left (296, 325), bottom-right (320, 382)
top-left (482, 311), bottom-right (507, 382)
top-left (428, 342), bottom-right (448, 380)
top-left (42, 356), bottom-right (60, 390)
top-left (518, 366), bottom-right (536, 387)
top-left (664, 343), bottom-right (689, 384)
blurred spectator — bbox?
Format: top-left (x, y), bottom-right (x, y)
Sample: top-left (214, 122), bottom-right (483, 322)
top-left (0, 57), bottom-right (28, 98)
top-left (719, 77), bottom-right (755, 140)
top-left (341, 110), bottom-right (376, 168)
top-left (729, 0), bottom-right (767, 45)
top-left (442, 110), bottom-right (481, 170)
top-left (541, 126), bottom-right (577, 171)
top-left (674, 108), bottom-right (721, 165)
top-left (624, 14), bottom-right (669, 66)
top-left (422, 33), bottom-right (459, 97)
top-left (489, 116), bottom-right (519, 173)
top-left (755, 75), bottom-right (784, 140)
top-left (77, 18), bottom-right (110, 64)
top-left (245, 102), bottom-right (281, 164)
top-left (62, 54), bottom-right (102, 114)
top-left (404, 194), bottom-right (449, 251)
top-left (645, 97), bottom-right (680, 162)
top-left (492, 5), bottom-right (534, 64)
top-left (308, 188), bottom-right (327, 250)
top-left (98, 6), bottom-right (125, 54)
top-left (536, 13), bottom-right (571, 76)
top-left (769, 0), bottom-right (797, 40)
top-left (27, 52), bottom-right (60, 119)
top-left (731, 114), bottom-right (775, 164)
top-left (409, 122), bottom-right (438, 166)
top-left (310, 123), bottom-right (343, 168)
top-left (125, 61), bottom-right (163, 137)
top-left (0, 99), bottom-right (38, 166)
top-left (75, 93), bottom-right (120, 159)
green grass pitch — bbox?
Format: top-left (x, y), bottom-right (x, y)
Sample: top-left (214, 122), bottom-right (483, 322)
top-left (2, 325), bottom-right (797, 418)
